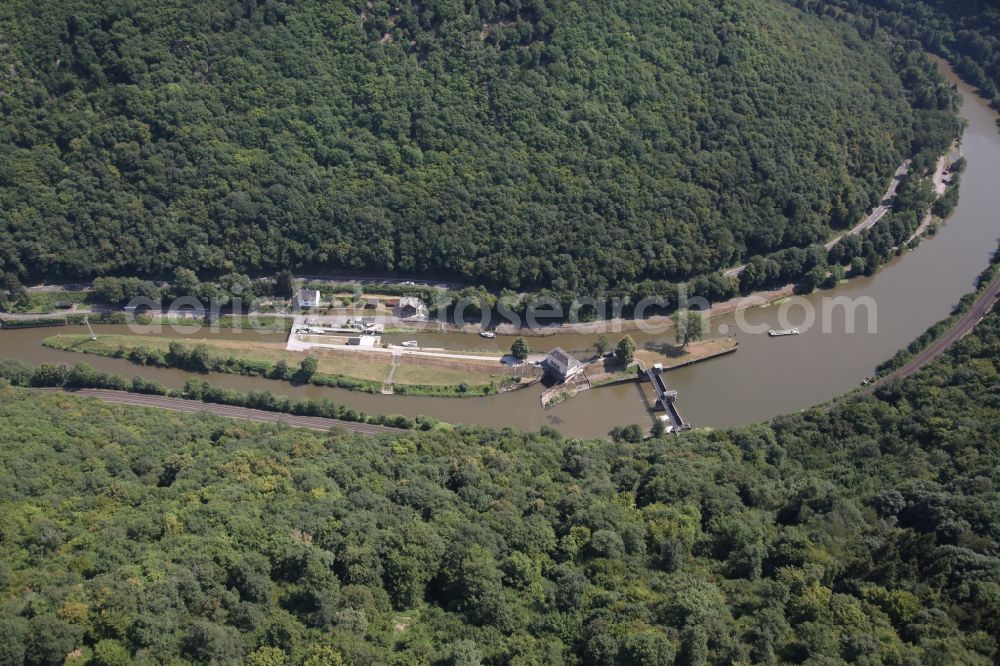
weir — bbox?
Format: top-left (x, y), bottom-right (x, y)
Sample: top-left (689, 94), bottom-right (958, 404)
top-left (645, 365), bottom-right (691, 431)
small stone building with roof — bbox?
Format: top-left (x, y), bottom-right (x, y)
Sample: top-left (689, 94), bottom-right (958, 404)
top-left (543, 347), bottom-right (583, 382)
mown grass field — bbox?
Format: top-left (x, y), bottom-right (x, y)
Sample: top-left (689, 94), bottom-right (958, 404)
top-left (44, 334), bottom-right (513, 393)
top-left (48, 334), bottom-right (395, 381)
top-left (393, 362), bottom-right (512, 387)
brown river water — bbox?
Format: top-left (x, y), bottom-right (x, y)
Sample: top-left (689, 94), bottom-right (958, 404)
top-left (2, 60), bottom-right (998, 438)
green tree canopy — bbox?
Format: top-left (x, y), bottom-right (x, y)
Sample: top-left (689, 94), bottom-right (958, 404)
top-left (2, 305), bottom-right (1000, 662)
top-left (673, 310), bottom-right (706, 347)
top-left (0, 0), bottom-right (938, 294)
top-left (511, 337), bottom-right (530, 361)
top-left (616, 336), bottom-right (637, 364)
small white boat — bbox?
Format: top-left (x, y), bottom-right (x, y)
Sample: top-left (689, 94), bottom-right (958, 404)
top-left (401, 340), bottom-right (419, 348)
top-left (768, 328), bottom-right (800, 337)
top-left (479, 330), bottom-right (496, 339)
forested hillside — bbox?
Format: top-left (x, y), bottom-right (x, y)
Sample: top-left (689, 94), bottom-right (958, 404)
top-left (0, 0), bottom-right (926, 291)
top-left (796, 0), bottom-right (1000, 103)
top-left (1, 307), bottom-right (998, 664)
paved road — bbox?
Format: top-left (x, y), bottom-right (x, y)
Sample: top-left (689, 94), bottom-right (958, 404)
top-left (25, 282), bottom-right (92, 293)
top-left (723, 160), bottom-right (912, 278)
top-left (0, 308), bottom-right (103, 321)
top-left (32, 388), bottom-right (405, 435)
top-left (824, 161), bottom-right (912, 250)
top-left (296, 273), bottom-right (466, 290)
top-left (885, 268), bottom-right (1000, 382)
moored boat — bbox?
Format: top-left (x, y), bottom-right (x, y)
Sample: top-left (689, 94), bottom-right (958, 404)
top-left (479, 330), bottom-right (497, 339)
top-left (768, 328), bottom-right (800, 337)
top-left (401, 340), bottom-right (419, 348)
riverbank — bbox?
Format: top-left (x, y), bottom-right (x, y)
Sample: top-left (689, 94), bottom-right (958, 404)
top-left (491, 204), bottom-right (956, 339)
top-left (0, 361), bottom-right (419, 432)
top-left (489, 146), bottom-right (956, 340)
top-left (42, 334), bottom-right (524, 398)
top-left (27, 388), bottom-right (407, 435)
top-left (905, 142), bottom-right (962, 244)
top-left (0, 57), bottom-right (992, 438)
top-left (0, 311), bottom-right (295, 333)
top-left (2, 152), bottom-right (945, 342)
top-left (875, 249), bottom-right (1000, 380)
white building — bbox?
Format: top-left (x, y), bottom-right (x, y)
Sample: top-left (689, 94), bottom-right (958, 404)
top-left (296, 288), bottom-right (321, 309)
top-left (543, 347), bottom-right (584, 382)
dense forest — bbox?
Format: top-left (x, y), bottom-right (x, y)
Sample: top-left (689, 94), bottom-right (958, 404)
top-left (1, 0), bottom-right (946, 292)
top-left (1, 303), bottom-right (998, 664)
top-left (793, 0), bottom-right (1000, 104)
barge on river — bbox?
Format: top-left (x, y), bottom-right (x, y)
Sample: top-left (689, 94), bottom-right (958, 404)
top-left (768, 328), bottom-right (800, 337)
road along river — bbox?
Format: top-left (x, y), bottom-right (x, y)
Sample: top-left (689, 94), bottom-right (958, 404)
top-left (2, 60), bottom-right (998, 438)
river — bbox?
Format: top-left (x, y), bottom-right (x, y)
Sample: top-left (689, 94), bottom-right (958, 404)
top-left (2, 59), bottom-right (998, 438)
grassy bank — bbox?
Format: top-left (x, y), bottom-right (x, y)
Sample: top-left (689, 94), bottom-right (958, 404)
top-left (0, 358), bottom-right (422, 430)
top-left (43, 334), bottom-right (515, 397)
top-left (127, 313), bottom-right (294, 331)
top-left (1, 312), bottom-right (295, 332)
top-left (0, 317), bottom-right (69, 329)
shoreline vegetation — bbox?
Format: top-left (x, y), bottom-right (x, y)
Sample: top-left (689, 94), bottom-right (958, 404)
top-left (0, 311), bottom-right (295, 331)
top-left (41, 334), bottom-right (524, 398)
top-left (1, 77), bottom-right (966, 337)
top-left (1, 139), bottom-right (962, 341)
top-left (0, 358), bottom-right (425, 431)
top-left (0, 127), bottom-right (965, 344)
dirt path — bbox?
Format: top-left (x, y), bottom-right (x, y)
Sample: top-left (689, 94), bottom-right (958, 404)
top-left (382, 353), bottom-right (401, 394)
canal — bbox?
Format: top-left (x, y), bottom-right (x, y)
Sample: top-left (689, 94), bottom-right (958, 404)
top-left (2, 59), bottom-right (998, 438)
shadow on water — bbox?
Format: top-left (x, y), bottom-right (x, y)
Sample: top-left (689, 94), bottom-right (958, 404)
top-left (632, 378), bottom-right (659, 429)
